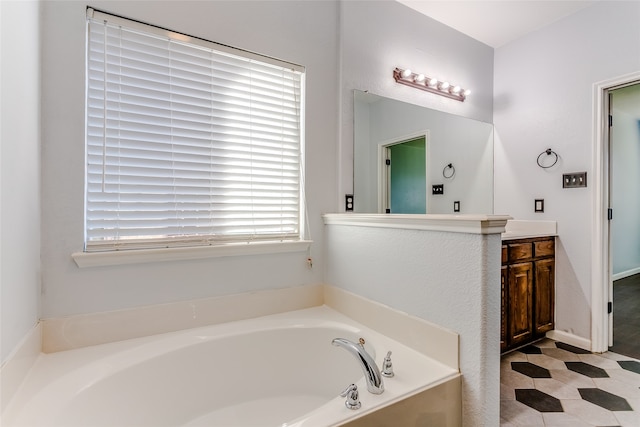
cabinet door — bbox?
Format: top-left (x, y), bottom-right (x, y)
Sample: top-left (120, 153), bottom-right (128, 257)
top-left (535, 258), bottom-right (555, 335)
top-left (508, 262), bottom-right (533, 347)
top-left (501, 266), bottom-right (508, 352)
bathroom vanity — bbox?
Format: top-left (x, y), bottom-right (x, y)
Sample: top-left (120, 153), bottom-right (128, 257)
top-left (501, 236), bottom-right (555, 353)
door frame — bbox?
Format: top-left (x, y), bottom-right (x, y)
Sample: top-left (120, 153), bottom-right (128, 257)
top-left (377, 131), bottom-right (430, 213)
top-left (591, 71), bottom-right (640, 353)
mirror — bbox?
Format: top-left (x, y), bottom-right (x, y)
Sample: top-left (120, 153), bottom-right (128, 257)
top-left (353, 90), bottom-right (494, 214)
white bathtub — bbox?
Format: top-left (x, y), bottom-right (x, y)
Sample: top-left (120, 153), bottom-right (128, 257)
top-left (3, 306), bottom-right (459, 426)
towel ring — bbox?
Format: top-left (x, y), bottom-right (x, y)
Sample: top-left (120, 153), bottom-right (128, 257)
top-left (536, 149), bottom-right (558, 169)
top-left (443, 163), bottom-right (455, 179)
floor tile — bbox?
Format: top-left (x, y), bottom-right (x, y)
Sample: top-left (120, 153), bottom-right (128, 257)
top-left (618, 360), bottom-right (640, 375)
top-left (541, 347), bottom-right (583, 362)
top-left (578, 388), bottom-right (633, 411)
top-left (542, 412), bottom-right (597, 426)
top-left (592, 378), bottom-right (640, 400)
top-left (515, 389), bottom-right (563, 412)
top-left (501, 381), bottom-right (516, 400)
top-left (578, 354), bottom-right (624, 370)
top-left (512, 361), bottom-right (552, 378)
top-left (601, 351), bottom-right (640, 362)
top-left (533, 378), bottom-right (582, 399)
top-left (561, 399), bottom-right (621, 426)
top-left (503, 351), bottom-right (528, 362)
top-left (527, 353), bottom-right (569, 370)
top-left (565, 361), bottom-right (610, 378)
top-left (500, 399), bottom-right (545, 425)
top-left (550, 368), bottom-right (597, 388)
top-left (605, 368), bottom-right (640, 387)
top-left (556, 342), bottom-right (592, 354)
top-left (502, 340), bottom-right (639, 427)
top-left (535, 338), bottom-right (558, 348)
top-left (613, 409), bottom-right (640, 427)
top-left (502, 368), bottom-right (536, 389)
top-left (519, 344), bottom-right (543, 354)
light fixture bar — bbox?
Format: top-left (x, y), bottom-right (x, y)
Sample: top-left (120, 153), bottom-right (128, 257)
top-left (393, 67), bottom-right (469, 102)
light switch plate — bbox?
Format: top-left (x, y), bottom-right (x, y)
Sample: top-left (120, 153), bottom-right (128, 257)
top-left (432, 184), bottom-right (444, 195)
top-left (563, 172), bottom-right (587, 188)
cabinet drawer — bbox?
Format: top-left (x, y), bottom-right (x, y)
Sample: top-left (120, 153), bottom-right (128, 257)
top-left (535, 239), bottom-right (555, 257)
top-left (502, 245), bottom-right (508, 264)
top-left (509, 242), bottom-right (533, 261)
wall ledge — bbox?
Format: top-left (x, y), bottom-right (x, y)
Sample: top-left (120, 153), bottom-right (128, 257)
top-left (323, 213), bottom-right (511, 234)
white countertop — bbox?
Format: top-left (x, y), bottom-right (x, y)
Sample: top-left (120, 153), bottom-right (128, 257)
top-left (501, 220), bottom-right (557, 240)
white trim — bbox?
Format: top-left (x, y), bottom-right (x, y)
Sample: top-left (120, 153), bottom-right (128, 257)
top-left (591, 71), bottom-right (640, 353)
top-left (0, 323), bottom-right (41, 414)
top-left (323, 213), bottom-right (511, 234)
top-left (72, 240), bottom-right (312, 268)
top-left (545, 330), bottom-right (592, 352)
top-left (612, 266), bottom-right (640, 281)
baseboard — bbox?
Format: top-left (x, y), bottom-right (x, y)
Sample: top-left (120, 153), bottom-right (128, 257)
top-left (546, 329), bottom-right (592, 352)
top-left (613, 266), bottom-right (640, 281)
top-left (0, 323), bottom-right (41, 414)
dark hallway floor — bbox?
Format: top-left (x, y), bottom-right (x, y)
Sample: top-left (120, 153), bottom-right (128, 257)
top-left (609, 273), bottom-right (640, 360)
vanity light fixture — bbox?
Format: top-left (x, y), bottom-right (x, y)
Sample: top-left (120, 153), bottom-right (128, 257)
top-left (393, 67), bottom-right (470, 102)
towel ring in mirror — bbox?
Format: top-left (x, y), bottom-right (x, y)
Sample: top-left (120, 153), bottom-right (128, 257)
top-left (443, 163), bottom-right (455, 179)
top-left (536, 149), bottom-right (558, 169)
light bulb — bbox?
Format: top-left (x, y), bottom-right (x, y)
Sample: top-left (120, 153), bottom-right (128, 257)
top-left (401, 69), bottom-right (412, 78)
top-left (463, 89), bottom-right (471, 96)
top-left (451, 86), bottom-right (461, 94)
top-left (428, 78), bottom-right (438, 87)
top-left (414, 73), bottom-right (425, 83)
top-left (439, 81), bottom-right (450, 91)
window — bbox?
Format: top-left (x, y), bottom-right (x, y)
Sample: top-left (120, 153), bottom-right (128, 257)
top-left (85, 9), bottom-right (305, 252)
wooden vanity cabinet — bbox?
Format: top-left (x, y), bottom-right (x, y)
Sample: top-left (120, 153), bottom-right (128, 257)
top-left (501, 237), bottom-right (555, 353)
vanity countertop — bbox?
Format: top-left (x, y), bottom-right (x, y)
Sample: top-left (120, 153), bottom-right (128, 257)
top-left (501, 220), bottom-right (557, 241)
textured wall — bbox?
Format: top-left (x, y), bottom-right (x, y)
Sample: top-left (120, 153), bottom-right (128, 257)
top-left (325, 223), bottom-right (502, 426)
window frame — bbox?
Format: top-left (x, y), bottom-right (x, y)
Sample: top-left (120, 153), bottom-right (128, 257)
top-left (80, 8), bottom-right (309, 263)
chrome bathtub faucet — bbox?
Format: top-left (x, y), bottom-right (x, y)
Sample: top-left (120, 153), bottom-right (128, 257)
top-left (340, 384), bottom-right (361, 410)
top-left (381, 351), bottom-right (394, 377)
top-left (332, 337), bottom-right (384, 394)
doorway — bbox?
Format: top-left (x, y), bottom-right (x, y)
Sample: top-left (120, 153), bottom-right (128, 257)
top-left (607, 83), bottom-right (640, 358)
top-left (592, 72), bottom-right (640, 354)
top-left (378, 132), bottom-right (429, 214)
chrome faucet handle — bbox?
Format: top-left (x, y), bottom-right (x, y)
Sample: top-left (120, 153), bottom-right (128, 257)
top-left (381, 351), bottom-right (394, 377)
top-left (339, 384), bottom-right (361, 410)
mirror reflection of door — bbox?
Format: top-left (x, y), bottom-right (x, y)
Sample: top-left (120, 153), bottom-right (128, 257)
top-left (385, 136), bottom-right (426, 214)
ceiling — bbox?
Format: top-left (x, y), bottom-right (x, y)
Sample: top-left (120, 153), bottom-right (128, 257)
top-left (396, 1), bottom-right (598, 48)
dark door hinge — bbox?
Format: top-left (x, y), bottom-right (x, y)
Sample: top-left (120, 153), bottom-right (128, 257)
top-left (608, 208), bottom-right (613, 220)
top-left (385, 159), bottom-right (391, 166)
top-left (608, 301), bottom-right (613, 314)
top-left (609, 114), bottom-right (613, 127)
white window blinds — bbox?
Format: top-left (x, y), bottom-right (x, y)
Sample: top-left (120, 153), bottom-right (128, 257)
top-left (85, 9), bottom-right (305, 252)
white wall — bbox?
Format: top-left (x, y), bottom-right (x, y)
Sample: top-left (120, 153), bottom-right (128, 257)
top-left (40, 1), bottom-right (338, 318)
top-left (0, 0), bottom-right (41, 363)
top-left (611, 86), bottom-right (640, 277)
top-left (494, 1), bottom-right (640, 341)
top-left (339, 0), bottom-right (494, 205)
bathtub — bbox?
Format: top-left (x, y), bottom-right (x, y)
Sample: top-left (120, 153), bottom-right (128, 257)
top-left (3, 306), bottom-right (459, 426)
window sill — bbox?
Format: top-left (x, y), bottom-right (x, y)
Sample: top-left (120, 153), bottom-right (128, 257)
top-left (71, 240), bottom-right (312, 268)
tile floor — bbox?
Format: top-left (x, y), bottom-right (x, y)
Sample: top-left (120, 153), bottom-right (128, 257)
top-left (501, 339), bottom-right (640, 426)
